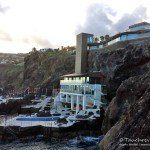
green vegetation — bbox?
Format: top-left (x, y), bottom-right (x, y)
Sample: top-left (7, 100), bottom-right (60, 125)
top-left (0, 48), bottom-right (75, 94)
top-left (24, 49), bottom-right (75, 90)
top-left (0, 64), bottom-right (24, 91)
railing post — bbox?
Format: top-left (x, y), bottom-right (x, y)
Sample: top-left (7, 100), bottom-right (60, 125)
top-left (71, 95), bottom-right (74, 110)
top-left (83, 95), bottom-right (86, 110)
top-left (76, 95), bottom-right (79, 114)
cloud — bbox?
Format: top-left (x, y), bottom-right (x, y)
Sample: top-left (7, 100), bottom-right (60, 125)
top-left (22, 36), bottom-right (53, 48)
top-left (76, 3), bottom-right (116, 35)
top-left (0, 29), bottom-right (53, 48)
top-left (0, 30), bottom-right (12, 41)
top-left (0, 3), bottom-right (9, 13)
top-left (113, 6), bottom-right (148, 32)
top-left (76, 4), bottom-right (148, 36)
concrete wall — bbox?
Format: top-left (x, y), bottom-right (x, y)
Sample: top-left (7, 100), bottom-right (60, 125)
top-left (75, 33), bottom-right (89, 74)
top-left (108, 37), bottom-right (120, 45)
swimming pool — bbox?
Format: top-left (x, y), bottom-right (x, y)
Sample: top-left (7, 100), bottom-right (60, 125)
top-left (16, 117), bottom-right (60, 121)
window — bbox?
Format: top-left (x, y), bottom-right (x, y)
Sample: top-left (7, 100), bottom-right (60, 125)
top-left (92, 90), bottom-right (94, 95)
top-left (86, 77), bottom-right (89, 83)
top-left (87, 36), bottom-right (93, 43)
top-left (74, 85), bottom-right (77, 90)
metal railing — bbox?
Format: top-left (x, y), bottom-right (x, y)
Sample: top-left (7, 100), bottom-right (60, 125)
top-left (60, 89), bottom-right (93, 95)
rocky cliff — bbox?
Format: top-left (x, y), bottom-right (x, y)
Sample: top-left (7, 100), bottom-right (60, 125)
top-left (0, 64), bottom-right (24, 94)
top-left (23, 49), bottom-right (75, 94)
top-left (88, 38), bottom-right (150, 149)
top-left (0, 50), bottom-right (75, 95)
top-left (88, 38), bottom-right (150, 102)
top-left (0, 53), bottom-right (26, 94)
top-left (99, 72), bottom-right (150, 150)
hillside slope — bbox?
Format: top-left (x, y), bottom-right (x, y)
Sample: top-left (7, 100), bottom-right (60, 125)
top-left (0, 53), bottom-right (25, 94)
top-left (0, 50), bottom-right (75, 95)
top-left (23, 50), bottom-right (75, 93)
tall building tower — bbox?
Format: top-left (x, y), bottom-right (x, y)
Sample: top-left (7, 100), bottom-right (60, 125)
top-left (59, 32), bottom-right (107, 114)
top-left (75, 33), bottom-right (93, 74)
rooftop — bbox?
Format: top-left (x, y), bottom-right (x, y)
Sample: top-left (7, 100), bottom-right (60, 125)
top-left (108, 29), bottom-right (150, 42)
top-left (129, 22), bottom-right (150, 29)
top-left (62, 72), bottom-right (105, 78)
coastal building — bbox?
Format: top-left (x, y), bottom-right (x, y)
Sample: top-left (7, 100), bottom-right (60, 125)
top-left (107, 22), bottom-right (150, 46)
top-left (59, 22), bottom-right (150, 114)
top-left (87, 22), bottom-right (150, 50)
top-left (59, 33), bottom-right (107, 114)
top-left (127, 22), bottom-right (150, 31)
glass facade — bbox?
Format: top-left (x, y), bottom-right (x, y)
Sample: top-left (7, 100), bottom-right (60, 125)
top-left (60, 76), bottom-right (107, 106)
top-left (60, 84), bottom-right (94, 95)
top-left (87, 36), bottom-right (94, 43)
top-left (60, 77), bottom-right (90, 84)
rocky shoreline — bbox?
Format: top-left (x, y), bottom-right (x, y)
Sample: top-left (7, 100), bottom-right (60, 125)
top-left (0, 117), bottom-right (102, 142)
top-left (0, 37), bottom-right (149, 150)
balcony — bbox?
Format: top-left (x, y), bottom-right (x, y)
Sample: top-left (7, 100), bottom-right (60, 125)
top-left (60, 79), bottom-right (87, 85)
top-left (60, 89), bottom-right (93, 95)
top-left (60, 77), bottom-right (89, 85)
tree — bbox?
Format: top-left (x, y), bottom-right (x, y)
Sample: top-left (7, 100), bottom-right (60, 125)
top-left (105, 35), bottom-right (110, 42)
top-left (32, 47), bottom-right (37, 52)
top-left (94, 37), bottom-right (99, 43)
top-left (100, 36), bottom-right (104, 42)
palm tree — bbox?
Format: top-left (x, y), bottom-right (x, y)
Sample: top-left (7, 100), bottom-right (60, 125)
top-left (32, 47), bottom-right (37, 52)
top-left (100, 36), bottom-right (104, 42)
top-left (105, 35), bottom-right (110, 42)
top-left (94, 37), bottom-right (99, 43)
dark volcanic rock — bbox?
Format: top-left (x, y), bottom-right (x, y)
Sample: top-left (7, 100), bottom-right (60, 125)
top-left (0, 101), bottom-right (21, 115)
top-left (94, 41), bottom-right (150, 150)
top-left (87, 39), bottom-right (150, 150)
top-left (88, 39), bottom-right (150, 101)
top-left (99, 72), bottom-right (150, 150)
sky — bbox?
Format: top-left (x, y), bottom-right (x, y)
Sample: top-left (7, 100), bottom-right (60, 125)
top-left (0, 0), bottom-right (150, 53)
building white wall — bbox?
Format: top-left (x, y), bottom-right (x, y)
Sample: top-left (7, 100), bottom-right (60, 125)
top-left (60, 82), bottom-right (104, 108)
top-left (108, 37), bottom-right (120, 45)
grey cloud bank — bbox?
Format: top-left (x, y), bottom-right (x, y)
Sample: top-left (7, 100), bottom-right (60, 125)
top-left (0, 3), bottom-right (9, 13)
top-left (0, 2), bottom-right (148, 51)
top-left (0, 30), bottom-right (12, 41)
top-left (76, 3), bottom-right (115, 35)
top-left (76, 4), bottom-right (148, 36)
top-left (114, 6), bottom-right (148, 32)
top-left (0, 30), bottom-right (53, 49)
top-left (22, 36), bottom-right (53, 48)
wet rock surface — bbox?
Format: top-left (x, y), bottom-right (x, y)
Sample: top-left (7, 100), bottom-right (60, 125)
top-left (0, 138), bottom-right (99, 150)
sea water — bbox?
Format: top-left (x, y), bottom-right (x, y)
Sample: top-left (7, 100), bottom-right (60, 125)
top-left (0, 116), bottom-right (99, 150)
top-left (0, 138), bottom-right (99, 150)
